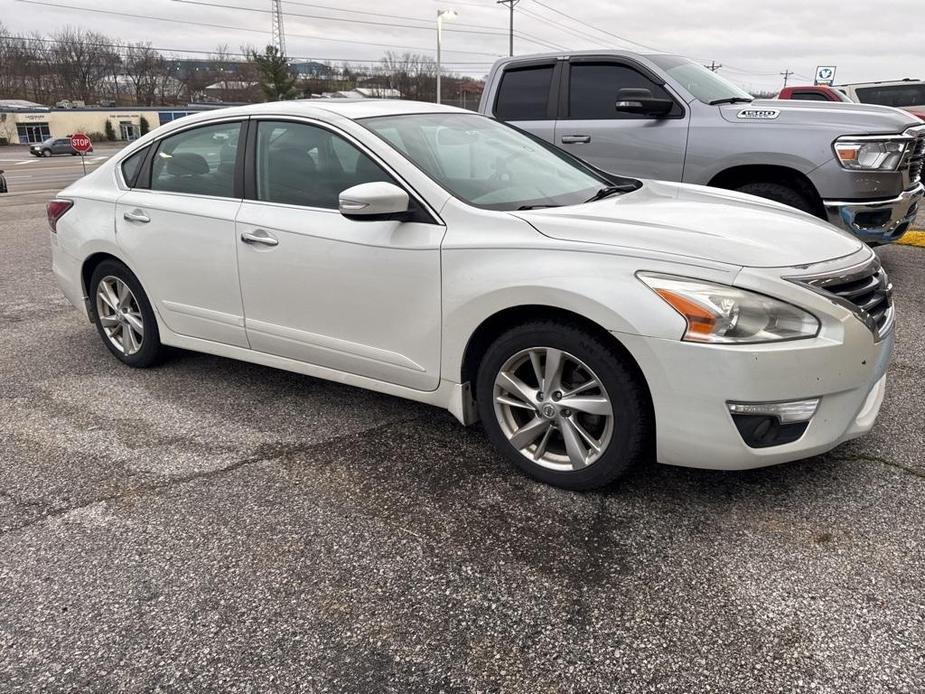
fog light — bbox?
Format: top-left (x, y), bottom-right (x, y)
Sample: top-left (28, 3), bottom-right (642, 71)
top-left (727, 398), bottom-right (819, 423)
top-left (727, 398), bottom-right (819, 448)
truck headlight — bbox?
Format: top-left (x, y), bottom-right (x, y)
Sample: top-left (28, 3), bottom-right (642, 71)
top-left (833, 137), bottom-right (908, 170)
top-left (638, 273), bottom-right (820, 344)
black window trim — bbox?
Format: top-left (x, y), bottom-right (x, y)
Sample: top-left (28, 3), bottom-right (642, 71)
top-left (491, 58), bottom-right (560, 121)
top-left (559, 56), bottom-right (686, 121)
top-left (243, 115), bottom-right (441, 225)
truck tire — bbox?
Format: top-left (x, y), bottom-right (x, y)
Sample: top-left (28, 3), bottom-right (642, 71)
top-left (734, 182), bottom-right (814, 215)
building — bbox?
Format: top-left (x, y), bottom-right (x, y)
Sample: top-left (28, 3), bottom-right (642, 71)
top-left (0, 105), bottom-right (221, 145)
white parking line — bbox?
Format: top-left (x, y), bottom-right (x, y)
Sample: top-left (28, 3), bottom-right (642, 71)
top-left (13, 159), bottom-right (38, 166)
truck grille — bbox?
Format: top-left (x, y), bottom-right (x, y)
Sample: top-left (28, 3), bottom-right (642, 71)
top-left (793, 257), bottom-right (894, 341)
top-left (902, 126), bottom-right (925, 187)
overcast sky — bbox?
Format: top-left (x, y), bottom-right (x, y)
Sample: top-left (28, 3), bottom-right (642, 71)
top-left (2, 0), bottom-right (922, 92)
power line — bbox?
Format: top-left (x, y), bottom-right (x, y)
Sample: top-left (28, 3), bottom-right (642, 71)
top-left (15, 0), bottom-right (504, 57)
top-left (780, 68), bottom-right (794, 87)
top-left (530, 0), bottom-right (664, 52)
top-left (705, 60), bottom-right (722, 72)
top-left (170, 0), bottom-right (566, 51)
top-left (0, 34), bottom-right (495, 66)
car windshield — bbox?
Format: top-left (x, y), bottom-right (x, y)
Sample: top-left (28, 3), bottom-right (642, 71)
top-left (854, 83), bottom-right (925, 108)
top-left (648, 54), bottom-right (754, 104)
top-left (360, 112), bottom-right (616, 211)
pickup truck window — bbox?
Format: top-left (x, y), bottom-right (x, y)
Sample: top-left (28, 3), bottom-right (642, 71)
top-left (494, 64), bottom-right (554, 120)
top-left (648, 54), bottom-right (753, 105)
top-left (568, 63), bottom-right (679, 119)
top-left (362, 112), bottom-right (616, 211)
top-left (855, 84), bottom-right (925, 108)
top-left (790, 92), bottom-right (832, 101)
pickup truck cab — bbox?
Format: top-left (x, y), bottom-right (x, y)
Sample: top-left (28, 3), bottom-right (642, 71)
top-left (778, 85), bottom-right (853, 103)
top-left (837, 79), bottom-right (925, 122)
top-left (479, 51), bottom-right (924, 244)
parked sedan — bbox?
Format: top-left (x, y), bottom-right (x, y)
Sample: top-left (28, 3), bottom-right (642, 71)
top-left (47, 101), bottom-right (893, 489)
top-left (30, 136), bottom-right (93, 157)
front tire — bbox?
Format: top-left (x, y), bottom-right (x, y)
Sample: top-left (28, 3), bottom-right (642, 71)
top-left (42, 149), bottom-right (52, 157)
top-left (476, 322), bottom-right (650, 490)
top-left (89, 260), bottom-right (164, 368)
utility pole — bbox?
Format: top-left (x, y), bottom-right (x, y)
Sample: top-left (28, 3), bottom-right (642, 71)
top-left (780, 68), bottom-right (793, 87)
top-left (496, 0), bottom-right (520, 57)
top-left (705, 60), bottom-right (722, 72)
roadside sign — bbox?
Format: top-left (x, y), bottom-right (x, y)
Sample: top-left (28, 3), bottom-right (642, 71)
top-left (70, 132), bottom-right (91, 175)
top-left (815, 66), bottom-right (837, 85)
top-left (70, 133), bottom-right (92, 154)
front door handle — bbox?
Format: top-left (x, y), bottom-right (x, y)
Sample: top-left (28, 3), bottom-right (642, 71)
top-left (561, 135), bottom-right (591, 144)
top-left (123, 209), bottom-right (150, 223)
top-left (240, 229), bottom-right (279, 247)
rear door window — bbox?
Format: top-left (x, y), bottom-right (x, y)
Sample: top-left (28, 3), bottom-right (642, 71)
top-left (494, 64), bottom-right (555, 120)
top-left (151, 122), bottom-right (241, 198)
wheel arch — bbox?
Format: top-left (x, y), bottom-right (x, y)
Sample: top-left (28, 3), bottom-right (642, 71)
top-left (708, 164), bottom-right (825, 218)
top-left (80, 251), bottom-right (143, 319)
top-left (459, 304), bottom-right (654, 417)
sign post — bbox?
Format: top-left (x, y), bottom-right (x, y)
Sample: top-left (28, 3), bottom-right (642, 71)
top-left (70, 132), bottom-right (92, 176)
top-left (814, 66), bottom-right (837, 86)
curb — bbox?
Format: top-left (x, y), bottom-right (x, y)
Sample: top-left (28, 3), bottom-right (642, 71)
top-left (898, 230), bottom-right (925, 248)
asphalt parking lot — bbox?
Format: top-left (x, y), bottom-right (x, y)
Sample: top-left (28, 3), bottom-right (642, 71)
top-left (1, 191), bottom-right (924, 692)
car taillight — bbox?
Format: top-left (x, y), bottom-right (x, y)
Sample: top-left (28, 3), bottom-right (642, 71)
top-left (46, 199), bottom-right (73, 233)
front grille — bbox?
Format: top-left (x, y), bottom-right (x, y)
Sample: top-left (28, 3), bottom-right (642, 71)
top-left (794, 258), bottom-right (894, 341)
top-left (901, 126), bottom-right (925, 187)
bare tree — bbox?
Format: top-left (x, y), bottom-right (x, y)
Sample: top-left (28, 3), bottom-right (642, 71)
top-left (379, 52), bottom-right (437, 101)
top-left (124, 42), bottom-right (164, 105)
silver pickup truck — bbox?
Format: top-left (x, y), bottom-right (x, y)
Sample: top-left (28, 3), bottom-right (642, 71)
top-left (479, 51), bottom-right (924, 244)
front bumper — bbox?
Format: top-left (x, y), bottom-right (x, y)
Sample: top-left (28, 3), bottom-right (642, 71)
top-left (823, 183), bottom-right (923, 244)
top-left (616, 315), bottom-right (894, 471)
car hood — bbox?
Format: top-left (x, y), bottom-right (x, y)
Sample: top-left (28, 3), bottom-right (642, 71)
top-left (512, 180), bottom-right (865, 268)
top-left (720, 99), bottom-right (921, 132)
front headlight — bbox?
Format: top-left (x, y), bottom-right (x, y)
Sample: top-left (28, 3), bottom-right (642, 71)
top-left (638, 273), bottom-right (820, 344)
top-left (834, 137), bottom-right (908, 170)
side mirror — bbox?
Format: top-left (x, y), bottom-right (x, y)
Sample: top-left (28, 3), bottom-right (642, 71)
top-left (614, 88), bottom-right (675, 117)
top-left (339, 182), bottom-right (410, 221)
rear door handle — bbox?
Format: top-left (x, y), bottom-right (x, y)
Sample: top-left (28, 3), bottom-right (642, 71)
top-left (240, 229), bottom-right (279, 247)
top-left (123, 209), bottom-right (150, 223)
top-left (561, 135), bottom-right (591, 144)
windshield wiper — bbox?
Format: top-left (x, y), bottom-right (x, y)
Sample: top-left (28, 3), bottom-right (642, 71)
top-left (583, 184), bottom-right (637, 203)
top-left (708, 97), bottom-right (753, 106)
top-left (516, 204), bottom-right (562, 210)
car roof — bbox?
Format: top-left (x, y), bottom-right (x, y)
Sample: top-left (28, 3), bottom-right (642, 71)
top-left (173, 99), bottom-right (467, 125)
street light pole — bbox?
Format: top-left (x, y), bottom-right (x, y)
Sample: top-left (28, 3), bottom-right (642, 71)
top-left (436, 9), bottom-right (458, 104)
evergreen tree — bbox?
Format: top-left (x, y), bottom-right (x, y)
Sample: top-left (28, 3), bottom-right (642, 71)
top-left (250, 45), bottom-right (297, 101)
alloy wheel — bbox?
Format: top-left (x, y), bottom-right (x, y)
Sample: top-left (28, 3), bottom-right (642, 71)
top-left (492, 347), bottom-right (614, 471)
top-left (95, 275), bottom-right (144, 355)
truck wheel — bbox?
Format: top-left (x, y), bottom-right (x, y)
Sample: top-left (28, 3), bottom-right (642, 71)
top-left (735, 182), bottom-right (814, 215)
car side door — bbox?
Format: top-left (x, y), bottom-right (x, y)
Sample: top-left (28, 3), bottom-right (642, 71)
top-left (235, 118), bottom-right (445, 391)
top-left (554, 58), bottom-right (688, 181)
top-left (114, 119), bottom-right (249, 347)
top-left (54, 138), bottom-right (72, 154)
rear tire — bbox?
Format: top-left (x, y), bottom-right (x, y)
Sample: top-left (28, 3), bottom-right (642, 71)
top-left (476, 321), bottom-right (650, 490)
top-left (734, 181), bottom-right (814, 215)
top-left (89, 260), bottom-right (164, 368)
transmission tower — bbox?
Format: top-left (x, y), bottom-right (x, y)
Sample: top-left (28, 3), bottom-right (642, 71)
top-left (271, 0), bottom-right (287, 56)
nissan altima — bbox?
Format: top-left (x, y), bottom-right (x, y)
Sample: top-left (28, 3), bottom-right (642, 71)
top-left (48, 101), bottom-right (894, 489)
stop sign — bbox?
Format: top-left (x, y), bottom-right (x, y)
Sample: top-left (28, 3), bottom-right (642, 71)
top-left (70, 133), bottom-right (92, 154)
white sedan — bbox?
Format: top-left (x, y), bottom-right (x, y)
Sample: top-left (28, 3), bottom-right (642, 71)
top-left (48, 100), bottom-right (894, 489)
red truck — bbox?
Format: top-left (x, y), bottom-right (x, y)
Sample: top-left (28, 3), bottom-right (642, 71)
top-left (778, 84), bottom-right (925, 121)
